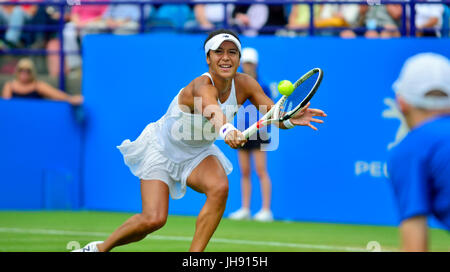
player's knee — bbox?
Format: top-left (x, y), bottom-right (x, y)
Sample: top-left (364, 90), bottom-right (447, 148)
top-left (208, 180), bottom-right (229, 202)
top-left (140, 213), bottom-right (167, 232)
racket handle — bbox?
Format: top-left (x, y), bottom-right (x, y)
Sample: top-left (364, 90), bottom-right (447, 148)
top-left (242, 126), bottom-right (255, 140)
top-left (242, 101), bottom-right (278, 139)
top-left (242, 119), bottom-right (268, 139)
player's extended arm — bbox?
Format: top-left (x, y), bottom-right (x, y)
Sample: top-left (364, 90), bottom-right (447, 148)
top-left (194, 84), bottom-right (245, 148)
top-left (400, 215), bottom-right (428, 252)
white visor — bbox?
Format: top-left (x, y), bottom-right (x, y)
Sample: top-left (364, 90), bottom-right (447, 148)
top-left (204, 33), bottom-right (241, 57)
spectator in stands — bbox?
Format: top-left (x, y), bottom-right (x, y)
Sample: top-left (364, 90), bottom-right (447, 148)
top-left (415, 0), bottom-right (445, 37)
top-left (147, 4), bottom-right (193, 30)
top-left (1, 58), bottom-right (83, 105)
top-left (192, 3), bottom-right (234, 30)
top-left (287, 1), bottom-right (359, 37)
top-left (63, 0), bottom-right (109, 70)
top-left (97, 1), bottom-right (141, 34)
top-left (0, 1), bottom-right (28, 48)
top-left (317, 1), bottom-right (360, 37)
top-left (287, 2), bottom-right (320, 35)
top-left (266, 5), bottom-right (288, 34)
top-left (44, 5), bottom-right (72, 78)
top-left (20, 2), bottom-right (64, 49)
top-left (360, 4), bottom-right (402, 38)
top-left (232, 4), bottom-right (269, 36)
top-left (18, 2), bottom-right (68, 78)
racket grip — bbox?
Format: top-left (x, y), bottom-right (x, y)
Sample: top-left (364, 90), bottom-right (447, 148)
top-left (242, 128), bottom-right (252, 139)
top-left (242, 124), bottom-right (257, 139)
top-left (243, 120), bottom-right (267, 139)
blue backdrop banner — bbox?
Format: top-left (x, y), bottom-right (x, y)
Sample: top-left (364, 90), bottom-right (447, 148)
top-left (0, 99), bottom-right (83, 210)
top-left (2, 33), bottom-right (448, 228)
top-left (81, 34), bottom-right (449, 227)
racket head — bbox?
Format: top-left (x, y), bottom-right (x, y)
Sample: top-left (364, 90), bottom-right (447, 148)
top-left (279, 68), bottom-right (323, 121)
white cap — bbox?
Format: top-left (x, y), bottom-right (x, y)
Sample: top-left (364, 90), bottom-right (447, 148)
top-left (241, 47), bottom-right (258, 64)
top-left (204, 33), bottom-right (241, 57)
top-left (393, 52), bottom-right (450, 110)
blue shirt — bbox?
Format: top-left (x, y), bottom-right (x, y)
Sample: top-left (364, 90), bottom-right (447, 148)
top-left (388, 115), bottom-right (450, 230)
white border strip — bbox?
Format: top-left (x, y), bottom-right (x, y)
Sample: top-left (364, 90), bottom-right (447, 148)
top-left (0, 227), bottom-right (372, 252)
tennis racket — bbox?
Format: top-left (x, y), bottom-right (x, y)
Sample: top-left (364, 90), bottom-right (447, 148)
top-left (242, 68), bottom-right (323, 139)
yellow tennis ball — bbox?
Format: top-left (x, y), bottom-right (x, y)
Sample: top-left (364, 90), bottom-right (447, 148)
top-left (278, 80), bottom-right (294, 96)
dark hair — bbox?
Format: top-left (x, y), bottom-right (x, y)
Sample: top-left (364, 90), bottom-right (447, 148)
top-left (204, 29), bottom-right (241, 57)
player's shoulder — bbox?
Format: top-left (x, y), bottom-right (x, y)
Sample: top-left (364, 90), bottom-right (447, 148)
top-left (193, 73), bottom-right (213, 86)
top-left (189, 74), bottom-right (219, 97)
top-left (234, 72), bottom-right (259, 93)
top-left (235, 72), bottom-right (257, 85)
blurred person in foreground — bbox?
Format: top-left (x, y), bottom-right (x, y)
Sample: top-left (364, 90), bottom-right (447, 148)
top-left (1, 58), bottom-right (83, 105)
top-left (228, 47), bottom-right (274, 222)
top-left (388, 52), bottom-right (450, 251)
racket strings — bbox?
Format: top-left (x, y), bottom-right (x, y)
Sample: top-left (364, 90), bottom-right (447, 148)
top-left (282, 72), bottom-right (319, 116)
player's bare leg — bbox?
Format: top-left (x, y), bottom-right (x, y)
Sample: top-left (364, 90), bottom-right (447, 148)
top-left (96, 180), bottom-right (169, 252)
top-left (187, 155), bottom-right (229, 252)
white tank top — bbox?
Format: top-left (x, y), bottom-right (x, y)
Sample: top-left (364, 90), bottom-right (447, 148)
top-left (157, 72), bottom-right (239, 162)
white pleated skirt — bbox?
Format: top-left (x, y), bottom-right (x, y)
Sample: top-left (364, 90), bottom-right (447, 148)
top-left (117, 122), bottom-right (233, 200)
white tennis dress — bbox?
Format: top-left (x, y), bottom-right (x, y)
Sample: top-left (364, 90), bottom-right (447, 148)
top-left (117, 73), bottom-right (239, 199)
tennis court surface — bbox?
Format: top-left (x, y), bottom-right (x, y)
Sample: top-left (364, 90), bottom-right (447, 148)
top-left (0, 211), bottom-right (448, 252)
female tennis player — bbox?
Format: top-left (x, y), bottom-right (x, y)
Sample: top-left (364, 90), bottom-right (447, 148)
top-left (75, 29), bottom-right (326, 252)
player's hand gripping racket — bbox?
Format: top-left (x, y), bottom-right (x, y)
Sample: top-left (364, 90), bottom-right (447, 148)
top-left (242, 68), bottom-right (323, 139)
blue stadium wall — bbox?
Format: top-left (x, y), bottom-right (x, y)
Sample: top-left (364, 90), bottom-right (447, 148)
top-left (0, 100), bottom-right (83, 210)
top-left (1, 33), bottom-right (449, 227)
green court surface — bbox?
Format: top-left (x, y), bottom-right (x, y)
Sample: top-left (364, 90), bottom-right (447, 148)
top-left (0, 211), bottom-right (448, 252)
